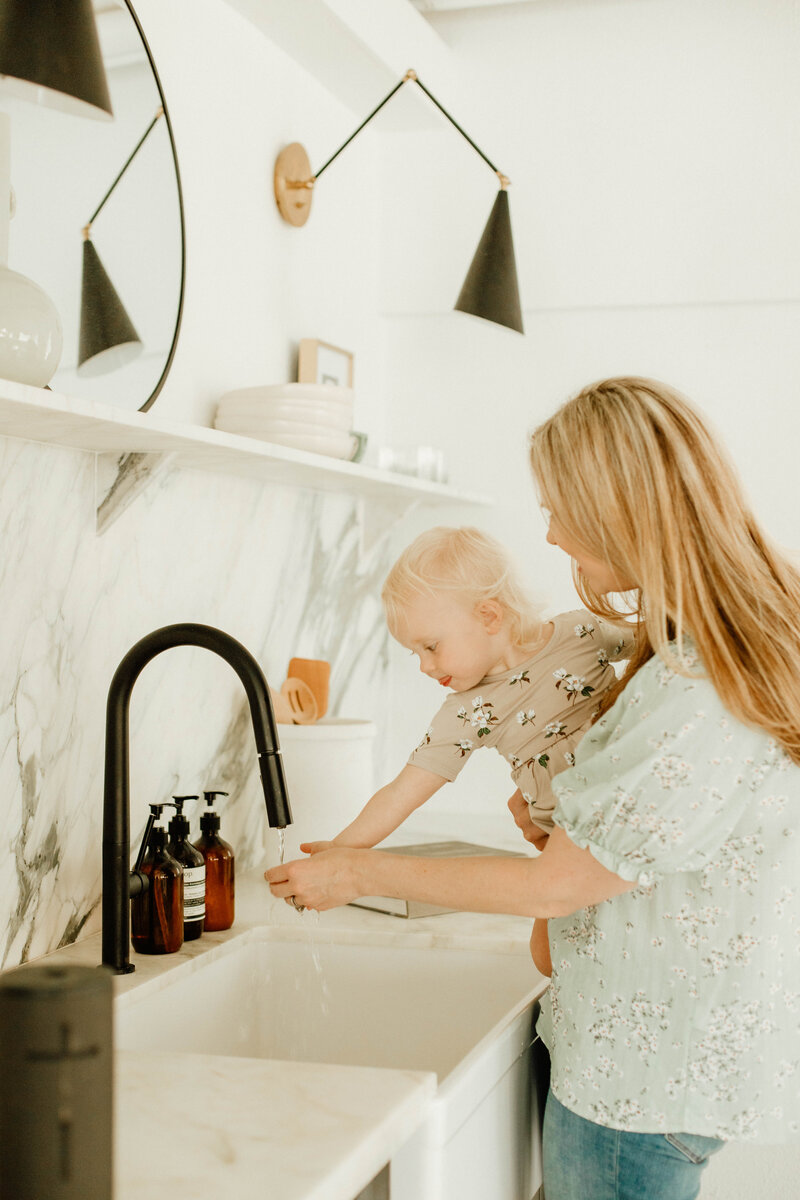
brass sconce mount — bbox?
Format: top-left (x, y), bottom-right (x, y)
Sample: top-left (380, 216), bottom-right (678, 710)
top-left (274, 142), bottom-right (314, 227)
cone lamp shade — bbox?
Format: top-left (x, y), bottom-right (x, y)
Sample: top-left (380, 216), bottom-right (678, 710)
top-left (78, 239), bottom-right (142, 377)
top-left (0, 0), bottom-right (113, 120)
top-left (455, 189), bottom-right (523, 334)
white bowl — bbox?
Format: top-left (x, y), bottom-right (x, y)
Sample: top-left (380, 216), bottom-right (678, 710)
top-left (214, 419), bottom-right (356, 459)
top-left (216, 397), bottom-right (353, 431)
top-left (215, 416), bottom-right (347, 439)
top-left (219, 383), bottom-right (354, 407)
top-left (266, 429), bottom-right (355, 458)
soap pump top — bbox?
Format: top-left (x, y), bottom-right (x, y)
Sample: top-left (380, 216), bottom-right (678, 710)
top-left (131, 804), bottom-right (184, 955)
top-left (200, 790), bottom-right (229, 835)
top-left (167, 795), bottom-right (197, 841)
top-left (194, 790), bottom-right (234, 932)
top-left (135, 802), bottom-right (171, 862)
top-left (166, 796), bottom-right (206, 942)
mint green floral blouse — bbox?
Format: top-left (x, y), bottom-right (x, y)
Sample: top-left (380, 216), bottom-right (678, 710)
top-left (540, 647), bottom-right (800, 1143)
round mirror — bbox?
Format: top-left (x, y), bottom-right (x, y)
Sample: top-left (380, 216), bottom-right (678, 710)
top-left (0, 0), bottom-right (185, 412)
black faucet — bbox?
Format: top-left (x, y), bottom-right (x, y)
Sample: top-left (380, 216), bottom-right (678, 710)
top-left (102, 623), bottom-right (293, 974)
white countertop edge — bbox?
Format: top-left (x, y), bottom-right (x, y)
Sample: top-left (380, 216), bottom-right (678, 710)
top-left (116, 1050), bottom-right (436, 1200)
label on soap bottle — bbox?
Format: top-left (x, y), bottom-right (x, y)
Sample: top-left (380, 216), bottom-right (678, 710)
top-left (183, 864), bottom-right (206, 923)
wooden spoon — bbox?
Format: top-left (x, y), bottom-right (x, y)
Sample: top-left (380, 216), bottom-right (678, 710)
top-left (269, 686), bottom-right (293, 724)
top-left (279, 677), bottom-right (319, 724)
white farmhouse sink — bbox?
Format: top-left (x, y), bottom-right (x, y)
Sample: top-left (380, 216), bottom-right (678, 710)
top-left (115, 925), bottom-right (546, 1200)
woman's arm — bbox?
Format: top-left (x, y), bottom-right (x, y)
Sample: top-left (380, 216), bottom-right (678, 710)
top-left (266, 825), bottom-right (634, 916)
top-left (303, 763), bottom-right (446, 851)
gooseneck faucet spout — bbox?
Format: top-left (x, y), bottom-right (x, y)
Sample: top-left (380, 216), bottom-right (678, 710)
top-left (102, 623), bottom-right (292, 974)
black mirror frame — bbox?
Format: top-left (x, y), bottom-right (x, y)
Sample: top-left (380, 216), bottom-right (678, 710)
top-left (123, 0), bottom-right (186, 413)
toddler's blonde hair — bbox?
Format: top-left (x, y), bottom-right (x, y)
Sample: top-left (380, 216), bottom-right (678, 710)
top-left (382, 526), bottom-right (544, 650)
top-left (529, 375), bottom-right (800, 762)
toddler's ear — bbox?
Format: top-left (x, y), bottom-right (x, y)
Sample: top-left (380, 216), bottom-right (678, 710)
top-left (477, 599), bottom-right (504, 633)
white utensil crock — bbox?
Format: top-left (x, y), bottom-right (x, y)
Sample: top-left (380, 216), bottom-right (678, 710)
top-left (272, 718), bottom-right (376, 865)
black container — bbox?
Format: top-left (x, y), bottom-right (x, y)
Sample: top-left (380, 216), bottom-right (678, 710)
top-left (0, 963), bottom-right (113, 1200)
top-left (167, 795), bottom-right (206, 941)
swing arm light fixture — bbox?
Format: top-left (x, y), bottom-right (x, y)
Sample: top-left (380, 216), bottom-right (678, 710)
top-left (273, 69), bottom-right (523, 335)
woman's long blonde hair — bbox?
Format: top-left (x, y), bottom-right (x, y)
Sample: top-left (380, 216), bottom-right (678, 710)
top-left (382, 526), bottom-right (544, 651)
top-left (529, 376), bottom-right (800, 762)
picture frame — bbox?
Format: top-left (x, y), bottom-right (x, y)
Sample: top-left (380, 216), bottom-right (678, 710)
top-left (298, 338), bottom-right (354, 388)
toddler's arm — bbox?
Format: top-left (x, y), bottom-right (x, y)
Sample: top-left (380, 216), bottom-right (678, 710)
top-left (302, 764), bottom-right (446, 852)
top-left (529, 918), bottom-right (552, 977)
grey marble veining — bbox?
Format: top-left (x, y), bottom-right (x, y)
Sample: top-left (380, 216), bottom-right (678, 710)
top-left (0, 434), bottom-right (394, 968)
top-left (95, 451), bottom-right (177, 533)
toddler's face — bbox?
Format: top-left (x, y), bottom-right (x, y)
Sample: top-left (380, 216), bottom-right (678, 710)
top-left (393, 594), bottom-right (503, 692)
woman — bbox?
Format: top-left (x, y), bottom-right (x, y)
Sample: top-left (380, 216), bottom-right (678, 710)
top-left (267, 377), bottom-right (800, 1199)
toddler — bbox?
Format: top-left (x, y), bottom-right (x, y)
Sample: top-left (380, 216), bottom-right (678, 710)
top-left (306, 528), bottom-right (633, 896)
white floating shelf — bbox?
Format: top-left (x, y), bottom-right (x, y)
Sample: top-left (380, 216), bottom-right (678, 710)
top-left (0, 380), bottom-right (493, 510)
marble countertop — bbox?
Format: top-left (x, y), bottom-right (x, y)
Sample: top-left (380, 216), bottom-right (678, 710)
top-left (28, 815), bottom-right (541, 1200)
top-left (116, 1050), bottom-right (434, 1200)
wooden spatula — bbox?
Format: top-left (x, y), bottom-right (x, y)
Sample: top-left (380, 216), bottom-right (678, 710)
top-left (287, 658), bottom-right (330, 718)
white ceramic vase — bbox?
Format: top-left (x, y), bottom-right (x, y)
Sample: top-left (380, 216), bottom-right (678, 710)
top-left (0, 264), bottom-right (63, 386)
top-left (0, 112), bottom-right (63, 387)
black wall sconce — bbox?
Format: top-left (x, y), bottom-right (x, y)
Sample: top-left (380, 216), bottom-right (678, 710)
top-left (78, 106), bottom-right (165, 376)
top-left (0, 0), bottom-right (113, 120)
top-left (274, 69), bottom-right (523, 335)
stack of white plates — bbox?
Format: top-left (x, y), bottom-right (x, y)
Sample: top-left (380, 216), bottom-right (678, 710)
top-left (214, 383), bottom-right (355, 458)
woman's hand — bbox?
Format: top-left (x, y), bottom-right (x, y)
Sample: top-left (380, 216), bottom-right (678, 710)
top-left (299, 840), bottom-right (335, 855)
top-left (265, 847), bottom-right (362, 912)
top-left (507, 790), bottom-right (549, 850)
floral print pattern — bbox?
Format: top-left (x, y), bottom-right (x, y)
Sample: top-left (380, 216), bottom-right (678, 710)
top-left (553, 668), bottom-right (596, 702)
top-left (456, 696), bottom-right (498, 738)
top-left (408, 610), bottom-right (635, 830)
top-left (540, 647), bottom-right (800, 1143)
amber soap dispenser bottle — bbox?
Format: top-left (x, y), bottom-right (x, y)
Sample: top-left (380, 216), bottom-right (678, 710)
top-left (131, 803), bottom-right (184, 954)
top-left (193, 790), bottom-right (234, 931)
top-left (166, 795), bottom-right (206, 942)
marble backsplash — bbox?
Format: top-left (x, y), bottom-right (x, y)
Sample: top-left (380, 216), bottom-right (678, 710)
top-left (0, 434), bottom-right (394, 969)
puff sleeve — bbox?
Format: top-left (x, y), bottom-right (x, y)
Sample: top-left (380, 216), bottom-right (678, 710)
top-left (550, 655), bottom-right (789, 885)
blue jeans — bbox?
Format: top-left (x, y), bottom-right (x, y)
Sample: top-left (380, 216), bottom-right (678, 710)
top-left (543, 1089), bottom-right (725, 1200)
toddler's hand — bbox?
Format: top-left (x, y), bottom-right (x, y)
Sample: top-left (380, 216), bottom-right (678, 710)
top-left (507, 789), bottom-right (548, 848)
top-left (299, 840), bottom-right (334, 855)
top-left (529, 918), bottom-right (552, 977)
